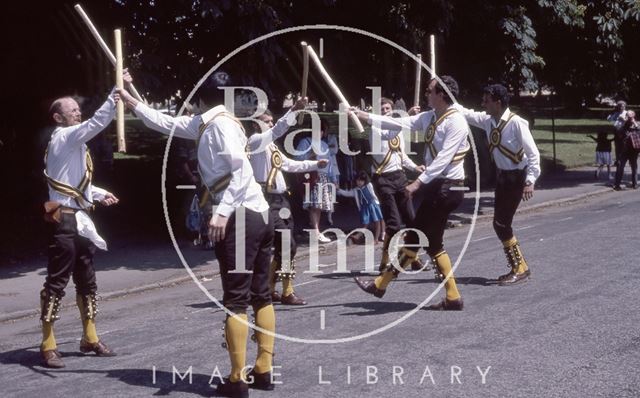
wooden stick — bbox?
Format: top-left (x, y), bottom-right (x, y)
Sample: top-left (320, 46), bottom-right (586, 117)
top-left (413, 53), bottom-right (422, 107)
top-left (298, 41), bottom-right (309, 124)
top-left (74, 4), bottom-right (145, 103)
top-left (430, 35), bottom-right (436, 78)
top-left (115, 29), bottom-right (126, 153)
top-left (306, 44), bottom-right (364, 133)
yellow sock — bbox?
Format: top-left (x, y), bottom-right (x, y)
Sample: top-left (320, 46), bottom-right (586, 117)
top-left (225, 313), bottom-right (248, 382)
top-left (76, 295), bottom-right (99, 343)
top-left (379, 233), bottom-right (393, 268)
top-left (502, 237), bottom-right (529, 273)
top-left (268, 260), bottom-right (278, 293)
top-left (282, 278), bottom-right (294, 297)
top-left (434, 251), bottom-right (461, 301)
top-left (514, 245), bottom-right (529, 273)
top-left (502, 237), bottom-right (517, 248)
top-left (41, 321), bottom-right (57, 351)
top-left (374, 247), bottom-right (416, 289)
top-left (253, 304), bottom-right (275, 374)
top-left (374, 271), bottom-right (395, 290)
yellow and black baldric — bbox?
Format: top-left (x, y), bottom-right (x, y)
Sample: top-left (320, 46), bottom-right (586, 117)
top-left (424, 109), bottom-right (468, 164)
top-left (43, 147), bottom-right (94, 209)
top-left (489, 113), bottom-right (524, 164)
top-left (196, 111), bottom-right (247, 206)
top-left (266, 144), bottom-right (283, 192)
top-left (197, 111), bottom-right (248, 157)
top-left (372, 136), bottom-right (401, 175)
top-left (199, 173), bottom-right (233, 208)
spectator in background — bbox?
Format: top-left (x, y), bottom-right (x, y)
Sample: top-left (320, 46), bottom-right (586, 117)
top-left (338, 170), bottom-right (385, 244)
top-left (608, 101), bottom-right (628, 166)
top-left (587, 132), bottom-right (614, 181)
top-left (296, 121), bottom-right (334, 243)
top-left (614, 110), bottom-right (640, 190)
top-left (324, 121), bottom-right (340, 224)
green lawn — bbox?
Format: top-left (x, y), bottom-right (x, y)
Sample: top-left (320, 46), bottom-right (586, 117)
top-left (532, 118), bottom-right (614, 169)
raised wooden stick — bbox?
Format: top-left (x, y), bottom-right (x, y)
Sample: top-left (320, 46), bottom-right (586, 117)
top-left (413, 53), bottom-right (422, 107)
top-left (74, 4), bottom-right (144, 103)
top-left (114, 29), bottom-right (126, 153)
top-left (430, 35), bottom-right (436, 78)
top-left (298, 41), bottom-right (309, 123)
top-left (306, 44), bottom-right (364, 133)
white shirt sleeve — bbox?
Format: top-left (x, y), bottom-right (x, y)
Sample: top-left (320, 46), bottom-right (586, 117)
top-left (515, 118), bottom-right (541, 184)
top-left (280, 152), bottom-right (318, 173)
top-left (58, 93), bottom-right (116, 146)
top-left (453, 103), bottom-right (491, 130)
top-left (417, 118), bottom-right (469, 185)
top-left (210, 120), bottom-right (251, 217)
top-left (91, 185), bottom-right (108, 202)
top-left (399, 138), bottom-right (419, 171)
top-left (247, 110), bottom-right (294, 153)
top-left (133, 102), bottom-right (199, 140)
top-left (367, 112), bottom-right (431, 140)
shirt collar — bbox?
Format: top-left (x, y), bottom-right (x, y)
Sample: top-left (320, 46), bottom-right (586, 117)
top-left (499, 108), bottom-right (512, 122)
top-left (200, 104), bottom-right (229, 125)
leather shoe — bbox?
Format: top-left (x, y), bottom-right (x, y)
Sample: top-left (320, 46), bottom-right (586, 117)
top-left (40, 349), bottom-right (65, 368)
top-left (80, 339), bottom-right (117, 357)
top-left (247, 368), bottom-right (275, 391)
top-left (280, 292), bottom-right (307, 305)
top-left (498, 269), bottom-right (531, 286)
top-left (426, 297), bottom-right (464, 311)
top-left (271, 291), bottom-right (281, 302)
top-left (411, 259), bottom-right (431, 271)
top-left (497, 270), bottom-right (514, 282)
top-left (354, 277), bottom-right (385, 298)
top-left (216, 377), bottom-right (249, 398)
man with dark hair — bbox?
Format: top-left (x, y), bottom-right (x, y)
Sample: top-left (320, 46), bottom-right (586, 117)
top-left (248, 110), bottom-right (327, 306)
top-left (40, 83), bottom-right (125, 368)
top-left (352, 76), bottom-right (470, 310)
top-left (118, 74), bottom-right (306, 396)
top-left (456, 83), bottom-right (540, 285)
top-left (367, 97), bottom-right (424, 273)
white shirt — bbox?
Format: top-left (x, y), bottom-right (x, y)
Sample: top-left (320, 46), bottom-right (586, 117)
top-left (368, 127), bottom-right (419, 174)
top-left (251, 143), bottom-right (317, 194)
top-left (457, 105), bottom-right (541, 185)
top-left (367, 107), bottom-right (470, 185)
top-left (134, 102), bottom-right (284, 217)
top-left (45, 95), bottom-right (116, 250)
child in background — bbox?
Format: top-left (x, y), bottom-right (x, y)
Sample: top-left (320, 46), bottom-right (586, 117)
top-left (338, 171), bottom-right (385, 244)
top-left (588, 132), bottom-right (614, 180)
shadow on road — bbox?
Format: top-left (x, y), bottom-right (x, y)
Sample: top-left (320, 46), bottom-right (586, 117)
top-left (0, 346), bottom-right (216, 397)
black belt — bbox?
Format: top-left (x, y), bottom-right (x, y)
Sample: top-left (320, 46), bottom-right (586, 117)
top-left (259, 183), bottom-right (287, 196)
top-left (497, 168), bottom-right (527, 176)
top-left (375, 169), bottom-right (404, 178)
top-left (442, 179), bottom-right (465, 187)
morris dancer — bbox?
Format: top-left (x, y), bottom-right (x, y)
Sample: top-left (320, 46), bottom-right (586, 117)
top-left (119, 73), bottom-right (305, 396)
top-left (248, 109), bottom-right (327, 306)
top-left (456, 84), bottom-right (540, 285)
top-left (368, 97), bottom-right (425, 272)
top-left (39, 77), bottom-right (129, 367)
top-left (352, 76), bottom-right (470, 310)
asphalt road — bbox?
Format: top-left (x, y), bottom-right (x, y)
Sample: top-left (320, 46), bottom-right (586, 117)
top-left (1, 190), bottom-right (639, 398)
